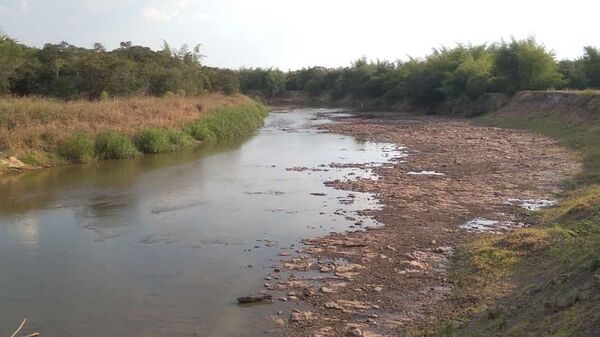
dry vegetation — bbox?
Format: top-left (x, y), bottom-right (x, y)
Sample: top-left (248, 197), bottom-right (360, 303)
top-left (0, 93), bottom-right (253, 153)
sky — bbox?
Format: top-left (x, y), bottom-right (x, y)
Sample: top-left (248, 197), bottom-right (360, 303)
top-left (0, 0), bottom-right (599, 70)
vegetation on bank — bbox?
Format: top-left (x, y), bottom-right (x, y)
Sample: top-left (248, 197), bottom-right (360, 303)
top-left (421, 104), bottom-right (600, 337)
top-left (0, 95), bottom-right (267, 168)
top-left (240, 38), bottom-right (600, 111)
top-left (0, 34), bottom-right (239, 99)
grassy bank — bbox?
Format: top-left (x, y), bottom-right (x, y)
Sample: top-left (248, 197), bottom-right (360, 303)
top-left (426, 104), bottom-right (600, 336)
top-left (0, 94), bottom-right (267, 170)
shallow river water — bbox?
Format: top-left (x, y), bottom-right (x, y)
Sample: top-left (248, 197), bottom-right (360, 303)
top-left (0, 109), bottom-right (403, 337)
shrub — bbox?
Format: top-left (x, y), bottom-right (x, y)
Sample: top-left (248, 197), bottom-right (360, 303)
top-left (167, 129), bottom-right (195, 149)
top-left (94, 130), bottom-right (139, 159)
top-left (184, 120), bottom-right (217, 142)
top-left (134, 128), bottom-right (196, 153)
top-left (134, 128), bottom-right (172, 153)
top-left (60, 133), bottom-right (94, 163)
top-left (99, 91), bottom-right (109, 101)
top-left (176, 89), bottom-right (186, 97)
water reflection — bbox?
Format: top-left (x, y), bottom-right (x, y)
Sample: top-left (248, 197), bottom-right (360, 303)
top-left (0, 109), bottom-right (404, 337)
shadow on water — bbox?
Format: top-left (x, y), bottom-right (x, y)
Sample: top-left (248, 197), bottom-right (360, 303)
top-left (0, 136), bottom-right (251, 215)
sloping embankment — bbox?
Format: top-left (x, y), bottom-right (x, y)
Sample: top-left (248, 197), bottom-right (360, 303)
top-left (493, 90), bottom-right (600, 120)
top-left (441, 92), bottom-right (600, 337)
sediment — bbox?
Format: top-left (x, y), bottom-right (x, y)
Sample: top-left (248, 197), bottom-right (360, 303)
top-left (269, 114), bottom-right (579, 337)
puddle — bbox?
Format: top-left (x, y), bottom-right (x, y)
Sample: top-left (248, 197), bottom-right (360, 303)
top-left (508, 198), bottom-right (556, 211)
top-left (460, 218), bottom-right (529, 234)
top-left (407, 170), bottom-right (446, 176)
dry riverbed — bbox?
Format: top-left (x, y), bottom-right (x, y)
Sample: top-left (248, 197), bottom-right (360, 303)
top-left (258, 114), bottom-right (579, 337)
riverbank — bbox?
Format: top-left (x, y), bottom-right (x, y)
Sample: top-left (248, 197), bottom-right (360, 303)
top-left (0, 94), bottom-right (267, 172)
top-left (264, 112), bottom-right (576, 336)
top-left (267, 90), bottom-right (600, 337)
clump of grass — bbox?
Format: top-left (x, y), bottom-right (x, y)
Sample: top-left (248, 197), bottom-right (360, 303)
top-left (184, 119), bottom-right (217, 142)
top-left (17, 150), bottom-right (54, 167)
top-left (134, 128), bottom-right (196, 153)
top-left (94, 131), bottom-right (139, 160)
top-left (134, 128), bottom-right (172, 153)
top-left (59, 133), bottom-right (94, 163)
top-left (184, 103), bottom-right (268, 142)
top-left (167, 129), bottom-right (195, 149)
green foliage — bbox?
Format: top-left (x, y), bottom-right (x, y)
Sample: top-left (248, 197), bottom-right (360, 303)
top-left (184, 119), bottom-right (217, 142)
top-left (60, 133), bottom-right (94, 163)
top-left (133, 128), bottom-right (172, 153)
top-left (133, 128), bottom-right (195, 153)
top-left (184, 104), bottom-right (268, 141)
top-left (491, 37), bottom-right (563, 93)
top-left (0, 35), bottom-right (26, 94)
top-left (0, 35), bottom-right (238, 99)
top-left (239, 67), bottom-right (286, 96)
top-left (94, 130), bottom-right (139, 159)
top-left (99, 91), bottom-right (109, 100)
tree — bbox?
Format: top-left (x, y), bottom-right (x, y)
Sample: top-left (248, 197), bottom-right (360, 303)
top-left (491, 38), bottom-right (563, 93)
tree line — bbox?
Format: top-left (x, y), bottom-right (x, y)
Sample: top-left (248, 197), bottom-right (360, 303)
top-left (239, 38), bottom-right (600, 108)
top-left (0, 35), bottom-right (239, 99)
top-left (2, 35), bottom-right (600, 106)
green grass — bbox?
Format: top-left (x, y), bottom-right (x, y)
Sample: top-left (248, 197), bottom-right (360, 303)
top-left (184, 103), bottom-right (268, 141)
top-left (433, 113), bottom-right (600, 337)
top-left (134, 128), bottom-right (196, 154)
top-left (59, 133), bottom-right (94, 163)
top-left (94, 130), bottom-right (140, 160)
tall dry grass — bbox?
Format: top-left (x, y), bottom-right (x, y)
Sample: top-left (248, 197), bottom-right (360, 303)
top-left (0, 94), bottom-right (254, 153)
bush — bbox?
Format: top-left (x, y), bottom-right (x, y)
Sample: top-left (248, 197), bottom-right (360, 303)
top-left (60, 133), bottom-right (94, 163)
top-left (134, 128), bottom-right (172, 153)
top-left (134, 128), bottom-right (195, 153)
top-left (99, 91), bottom-right (109, 101)
top-left (184, 104), bottom-right (267, 142)
top-left (94, 130), bottom-right (139, 159)
top-left (184, 120), bottom-right (217, 142)
top-left (176, 89), bottom-right (186, 97)
top-left (167, 129), bottom-right (195, 149)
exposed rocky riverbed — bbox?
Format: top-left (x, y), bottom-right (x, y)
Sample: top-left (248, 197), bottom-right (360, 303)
top-left (260, 113), bottom-right (579, 337)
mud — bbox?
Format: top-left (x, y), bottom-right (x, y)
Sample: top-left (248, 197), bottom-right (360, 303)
top-left (264, 114), bottom-right (579, 337)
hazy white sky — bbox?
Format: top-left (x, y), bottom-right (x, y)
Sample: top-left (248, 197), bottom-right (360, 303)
top-left (1, 0), bottom-right (598, 69)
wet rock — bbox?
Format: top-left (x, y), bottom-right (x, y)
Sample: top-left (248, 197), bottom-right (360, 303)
top-left (236, 294), bottom-right (272, 304)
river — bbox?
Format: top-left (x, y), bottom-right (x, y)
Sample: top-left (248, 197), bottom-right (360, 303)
top-left (0, 108), bottom-right (403, 337)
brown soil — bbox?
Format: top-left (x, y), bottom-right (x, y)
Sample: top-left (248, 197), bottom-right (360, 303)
top-left (267, 114), bottom-right (579, 337)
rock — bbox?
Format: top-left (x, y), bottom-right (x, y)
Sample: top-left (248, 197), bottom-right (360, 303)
top-left (290, 311), bottom-right (316, 322)
top-left (348, 328), bottom-right (363, 336)
top-left (321, 286), bottom-right (335, 293)
top-left (434, 246), bottom-right (452, 254)
top-left (400, 260), bottom-right (427, 270)
top-left (236, 294), bottom-right (272, 304)
top-left (325, 301), bottom-right (344, 310)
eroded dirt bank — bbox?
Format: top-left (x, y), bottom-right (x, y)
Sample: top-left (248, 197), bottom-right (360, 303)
top-left (267, 114), bottom-right (579, 337)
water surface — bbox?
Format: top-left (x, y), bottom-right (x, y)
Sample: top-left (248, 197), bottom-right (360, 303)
top-left (0, 109), bottom-right (402, 337)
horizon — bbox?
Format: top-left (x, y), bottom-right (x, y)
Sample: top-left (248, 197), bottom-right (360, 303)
top-left (1, 0), bottom-right (599, 70)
